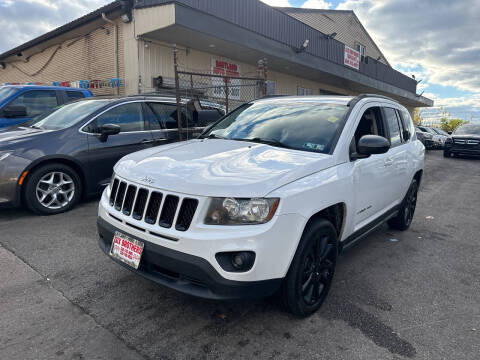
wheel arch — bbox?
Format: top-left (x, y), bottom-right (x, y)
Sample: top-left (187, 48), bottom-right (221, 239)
top-left (20, 156), bottom-right (87, 202)
top-left (413, 169), bottom-right (423, 187)
top-left (304, 202), bottom-right (347, 242)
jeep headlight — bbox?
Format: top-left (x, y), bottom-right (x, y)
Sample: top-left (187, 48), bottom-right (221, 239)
top-left (205, 197), bottom-right (279, 225)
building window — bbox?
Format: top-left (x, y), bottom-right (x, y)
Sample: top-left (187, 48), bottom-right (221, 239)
top-left (266, 80), bottom-right (276, 96)
top-left (297, 87), bottom-right (312, 96)
top-left (356, 43), bottom-right (366, 61)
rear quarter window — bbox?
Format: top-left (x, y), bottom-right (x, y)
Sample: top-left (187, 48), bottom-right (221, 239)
top-left (66, 91), bottom-right (85, 101)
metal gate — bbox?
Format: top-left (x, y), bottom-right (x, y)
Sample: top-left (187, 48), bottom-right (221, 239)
top-left (170, 46), bottom-right (268, 140)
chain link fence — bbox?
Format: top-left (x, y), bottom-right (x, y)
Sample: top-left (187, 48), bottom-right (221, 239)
top-left (175, 71), bottom-right (266, 113)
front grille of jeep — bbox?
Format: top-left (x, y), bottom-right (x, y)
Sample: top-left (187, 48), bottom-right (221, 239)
top-left (109, 178), bottom-right (199, 232)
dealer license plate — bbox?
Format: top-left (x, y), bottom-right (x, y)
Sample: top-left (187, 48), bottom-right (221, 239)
top-left (110, 231), bottom-right (144, 269)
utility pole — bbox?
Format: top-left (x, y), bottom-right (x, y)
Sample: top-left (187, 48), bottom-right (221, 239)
top-left (173, 44), bottom-right (184, 141)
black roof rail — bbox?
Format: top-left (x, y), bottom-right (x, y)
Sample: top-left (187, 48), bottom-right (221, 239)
top-left (347, 93), bottom-right (398, 107)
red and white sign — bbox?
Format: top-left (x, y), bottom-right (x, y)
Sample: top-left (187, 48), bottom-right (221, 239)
top-left (110, 232), bottom-right (144, 269)
top-left (211, 58), bottom-right (241, 100)
top-left (344, 45), bottom-right (360, 70)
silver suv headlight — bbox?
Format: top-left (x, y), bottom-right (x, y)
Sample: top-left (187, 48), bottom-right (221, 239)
top-left (205, 197), bottom-right (279, 225)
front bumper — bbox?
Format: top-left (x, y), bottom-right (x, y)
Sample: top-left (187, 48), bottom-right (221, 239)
top-left (424, 139), bottom-right (434, 148)
top-left (0, 154), bottom-right (30, 207)
top-left (446, 144), bottom-right (480, 155)
top-left (97, 187), bottom-right (306, 300)
top-left (98, 217), bottom-right (282, 300)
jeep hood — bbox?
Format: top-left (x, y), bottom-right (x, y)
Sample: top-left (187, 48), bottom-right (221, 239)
top-left (115, 139), bottom-right (335, 197)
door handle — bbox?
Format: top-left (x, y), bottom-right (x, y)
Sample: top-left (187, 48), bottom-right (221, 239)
top-left (141, 139), bottom-right (155, 144)
top-left (384, 158), bottom-right (394, 167)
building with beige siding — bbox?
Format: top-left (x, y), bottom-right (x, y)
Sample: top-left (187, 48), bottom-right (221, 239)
top-left (0, 0), bottom-right (432, 114)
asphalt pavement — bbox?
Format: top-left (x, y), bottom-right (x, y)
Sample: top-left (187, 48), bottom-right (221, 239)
top-left (1, 150), bottom-right (479, 360)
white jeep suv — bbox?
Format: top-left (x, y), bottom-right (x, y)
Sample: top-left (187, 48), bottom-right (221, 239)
top-left (98, 95), bottom-right (424, 317)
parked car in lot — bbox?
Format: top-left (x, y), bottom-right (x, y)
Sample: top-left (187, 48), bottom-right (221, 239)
top-left (0, 95), bottom-right (224, 214)
top-left (98, 94), bottom-right (424, 317)
top-left (415, 126), bottom-right (434, 149)
top-left (444, 123), bottom-right (480, 157)
top-left (417, 125), bottom-right (444, 148)
top-left (0, 85), bottom-right (92, 128)
top-left (431, 127), bottom-right (450, 148)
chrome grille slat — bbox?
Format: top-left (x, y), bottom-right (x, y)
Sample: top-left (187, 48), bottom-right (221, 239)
top-left (108, 177), bottom-right (198, 233)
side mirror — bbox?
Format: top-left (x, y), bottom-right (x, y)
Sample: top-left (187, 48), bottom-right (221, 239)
top-left (351, 135), bottom-right (390, 160)
top-left (195, 110), bottom-right (222, 127)
top-left (99, 123), bottom-right (120, 142)
top-left (448, 131), bottom-right (452, 135)
top-left (402, 129), bottom-right (410, 141)
top-left (3, 105), bottom-right (27, 118)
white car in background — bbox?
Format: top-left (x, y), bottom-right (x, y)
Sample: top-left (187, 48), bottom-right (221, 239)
top-left (97, 94), bottom-right (424, 317)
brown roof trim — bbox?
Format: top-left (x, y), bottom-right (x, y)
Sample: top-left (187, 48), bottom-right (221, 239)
top-left (0, 1), bottom-right (123, 61)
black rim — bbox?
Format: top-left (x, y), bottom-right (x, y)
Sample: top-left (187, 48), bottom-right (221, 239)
top-left (301, 233), bottom-right (335, 306)
top-left (404, 183), bottom-right (418, 226)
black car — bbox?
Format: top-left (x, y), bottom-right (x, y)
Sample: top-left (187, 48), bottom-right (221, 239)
top-left (444, 123), bottom-right (480, 157)
top-left (0, 96), bottom-right (224, 214)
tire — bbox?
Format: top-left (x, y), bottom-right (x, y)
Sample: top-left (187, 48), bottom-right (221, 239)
top-left (443, 149), bottom-right (450, 157)
top-left (282, 218), bottom-right (338, 317)
top-left (388, 179), bottom-right (418, 231)
top-left (24, 163), bottom-right (82, 215)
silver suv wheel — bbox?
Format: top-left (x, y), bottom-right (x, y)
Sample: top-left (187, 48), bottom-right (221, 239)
top-left (36, 171), bottom-right (75, 210)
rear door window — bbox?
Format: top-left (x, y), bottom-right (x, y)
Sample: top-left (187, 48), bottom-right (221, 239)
top-left (383, 107), bottom-right (402, 147)
top-left (84, 102), bottom-right (145, 133)
top-left (9, 90), bottom-right (58, 117)
top-left (147, 102), bottom-right (179, 129)
top-left (66, 91), bottom-right (85, 102)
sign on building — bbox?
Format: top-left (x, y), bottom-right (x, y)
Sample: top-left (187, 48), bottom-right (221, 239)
top-left (344, 45), bottom-right (360, 70)
top-left (211, 58), bottom-right (241, 100)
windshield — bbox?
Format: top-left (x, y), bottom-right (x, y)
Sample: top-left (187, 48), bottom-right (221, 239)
top-left (421, 127), bottom-right (437, 135)
top-left (454, 124), bottom-right (480, 135)
top-left (0, 87), bottom-right (20, 103)
top-left (204, 101), bottom-right (348, 154)
top-left (27, 100), bottom-right (112, 130)
top-left (432, 128), bottom-right (449, 136)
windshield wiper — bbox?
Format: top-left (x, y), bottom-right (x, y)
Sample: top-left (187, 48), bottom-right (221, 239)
top-left (235, 137), bottom-right (293, 149)
top-left (198, 133), bottom-right (224, 139)
top-left (29, 125), bottom-right (43, 130)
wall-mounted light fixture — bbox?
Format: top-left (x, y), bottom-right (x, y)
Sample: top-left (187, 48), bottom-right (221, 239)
top-left (294, 39), bottom-right (309, 53)
top-left (325, 32), bottom-right (337, 39)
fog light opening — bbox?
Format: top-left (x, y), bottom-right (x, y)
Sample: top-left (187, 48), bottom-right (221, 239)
top-left (216, 251), bottom-right (256, 272)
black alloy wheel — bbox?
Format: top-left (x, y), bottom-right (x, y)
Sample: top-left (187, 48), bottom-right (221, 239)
top-left (388, 179), bottom-right (418, 231)
top-left (282, 219), bottom-right (338, 317)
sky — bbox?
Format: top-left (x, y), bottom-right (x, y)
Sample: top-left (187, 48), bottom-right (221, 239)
top-left (0, 0), bottom-right (479, 122)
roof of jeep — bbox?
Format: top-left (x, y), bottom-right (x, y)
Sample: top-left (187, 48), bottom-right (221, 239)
top-left (251, 94), bottom-right (398, 106)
